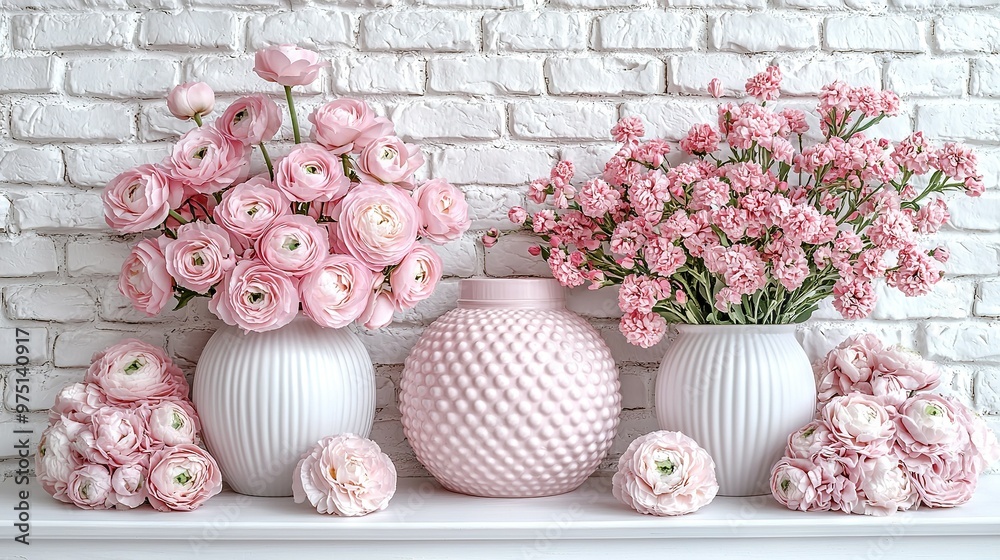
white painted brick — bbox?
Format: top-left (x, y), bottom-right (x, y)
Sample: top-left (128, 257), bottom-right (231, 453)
top-left (936, 235), bottom-right (1000, 275)
top-left (484, 233), bottom-right (551, 277)
top-left (797, 322), bottom-right (918, 362)
top-left (935, 15), bottom-right (1000, 53)
top-left (390, 100), bottom-right (504, 142)
top-left (711, 13), bottom-right (818, 53)
top-left (975, 149), bottom-right (1000, 189)
top-left (778, 0), bottom-right (885, 6)
top-left (435, 235), bottom-right (478, 277)
top-left (67, 57), bottom-right (178, 99)
top-left (11, 13), bottom-right (134, 50)
top-left (559, 144), bottom-right (618, 185)
top-left (511, 101), bottom-right (617, 141)
top-left (978, 279), bottom-right (1000, 316)
top-left (619, 366), bottom-right (652, 409)
top-left (825, 16), bottom-right (925, 53)
top-left (885, 58), bottom-right (967, 97)
top-left (925, 322), bottom-right (1000, 361)
top-left (416, 0), bottom-right (525, 6)
top-left (598, 320), bottom-right (673, 364)
top-left (0, 198), bottom-right (11, 233)
top-left (65, 144), bottom-right (169, 188)
top-left (567, 286), bottom-right (622, 319)
top-left (248, 10), bottom-right (353, 50)
top-left (139, 11), bottom-right (238, 51)
top-left (66, 239), bottom-right (134, 276)
top-left (484, 12), bottom-right (587, 52)
top-left (895, 0), bottom-right (1000, 6)
top-left (429, 57), bottom-right (544, 95)
top-left (333, 55), bottom-right (425, 95)
top-left (97, 282), bottom-right (187, 324)
top-left (621, 100), bottom-right (716, 142)
top-left (0, 56), bottom-right (58, 93)
top-left (0, 146), bottom-right (64, 185)
top-left (552, 0), bottom-right (648, 5)
top-left (972, 59), bottom-right (1000, 98)
top-left (0, 327), bottom-right (47, 365)
top-left (546, 57), bottom-right (665, 95)
top-left (974, 368), bottom-right (1000, 414)
top-left (948, 193), bottom-right (1000, 231)
top-left (190, 0), bottom-right (286, 7)
top-left (872, 279), bottom-right (974, 320)
top-left (12, 189), bottom-right (106, 233)
top-left (356, 325), bottom-right (423, 364)
top-left (4, 367), bottom-right (86, 412)
top-left (775, 55), bottom-right (882, 96)
top-left (5, 285), bottom-right (96, 322)
top-left (597, 12), bottom-right (701, 52)
top-left (0, 236), bottom-right (58, 277)
top-left (668, 0), bottom-right (764, 5)
top-left (669, 53), bottom-right (769, 96)
top-left (53, 329), bottom-right (165, 368)
top-left (186, 55), bottom-right (323, 95)
top-left (916, 102), bottom-right (1000, 143)
top-left (5, 0), bottom-right (129, 6)
top-left (461, 185), bottom-right (523, 230)
top-left (432, 145), bottom-right (554, 185)
top-left (11, 101), bottom-right (133, 142)
top-left (361, 12), bottom-right (477, 52)
top-left (0, 415), bottom-right (47, 459)
top-left (169, 329), bottom-right (216, 365)
top-left (610, 410), bottom-right (660, 456)
top-left (140, 102), bottom-right (198, 141)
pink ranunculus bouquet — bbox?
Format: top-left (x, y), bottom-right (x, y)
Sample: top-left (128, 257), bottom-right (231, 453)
top-left (497, 66), bottom-right (981, 348)
top-left (292, 434), bottom-right (397, 516)
top-left (770, 333), bottom-right (1000, 516)
top-left (612, 430), bottom-right (719, 516)
top-left (104, 45), bottom-right (469, 333)
top-left (37, 339), bottom-right (222, 512)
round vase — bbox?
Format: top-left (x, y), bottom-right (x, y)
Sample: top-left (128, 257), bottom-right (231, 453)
top-left (654, 324), bottom-right (816, 497)
top-left (400, 278), bottom-right (621, 498)
top-left (193, 317), bottom-right (376, 497)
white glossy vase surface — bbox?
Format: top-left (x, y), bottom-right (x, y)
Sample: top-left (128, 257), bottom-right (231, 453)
top-left (193, 317), bottom-right (375, 497)
top-left (400, 278), bottom-right (621, 498)
top-left (655, 324), bottom-right (816, 497)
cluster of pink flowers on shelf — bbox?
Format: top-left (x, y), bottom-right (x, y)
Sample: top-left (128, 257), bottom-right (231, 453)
top-left (771, 334), bottom-right (1000, 516)
top-left (105, 44), bottom-right (470, 333)
top-left (36, 339), bottom-right (222, 512)
top-left (498, 66), bottom-right (981, 348)
top-left (612, 430), bottom-right (719, 516)
top-left (293, 434), bottom-right (397, 516)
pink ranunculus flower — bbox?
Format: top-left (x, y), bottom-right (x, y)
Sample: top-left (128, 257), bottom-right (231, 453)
top-left (165, 125), bottom-right (250, 195)
top-left (360, 289), bottom-right (395, 330)
top-left (412, 179), bottom-right (470, 244)
top-left (119, 237), bottom-right (174, 317)
top-left (770, 457), bottom-right (823, 511)
top-left (867, 346), bottom-right (941, 407)
top-left (66, 464), bottom-right (115, 510)
top-left (103, 164), bottom-right (175, 233)
top-left (146, 444), bottom-right (223, 512)
top-left (49, 382), bottom-right (107, 424)
top-left (213, 176), bottom-right (291, 240)
top-left (85, 339), bottom-right (189, 405)
top-left (147, 399), bottom-right (201, 447)
top-left (612, 430), bottom-right (718, 516)
top-left (90, 407), bottom-right (150, 468)
top-left (164, 221), bottom-right (237, 294)
top-left (210, 259), bottom-right (300, 332)
top-left (909, 453), bottom-right (978, 508)
top-left (36, 417), bottom-right (85, 503)
top-left (256, 214), bottom-right (330, 277)
top-left (816, 333), bottom-right (883, 404)
top-left (299, 254), bottom-right (374, 329)
top-left (786, 420), bottom-right (835, 460)
top-left (254, 44), bottom-right (326, 87)
top-left (389, 244), bottom-right (442, 311)
top-left (357, 136), bottom-right (424, 187)
top-left (309, 98), bottom-right (394, 154)
top-left (822, 394), bottom-right (895, 457)
top-left (894, 394), bottom-right (969, 460)
top-left (334, 184), bottom-right (420, 270)
top-left (292, 434), bottom-right (397, 516)
top-left (274, 143), bottom-right (351, 203)
top-left (167, 81), bottom-right (215, 121)
top-left (217, 94), bottom-right (282, 145)
top-left (854, 455), bottom-right (918, 517)
top-left (111, 463), bottom-right (149, 509)
top-left (956, 406), bottom-right (1000, 473)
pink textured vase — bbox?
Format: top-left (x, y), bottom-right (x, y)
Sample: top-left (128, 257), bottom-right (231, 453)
top-left (400, 278), bottom-right (621, 498)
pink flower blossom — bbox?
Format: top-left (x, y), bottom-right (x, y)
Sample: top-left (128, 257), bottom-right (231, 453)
top-left (218, 94), bottom-right (281, 145)
top-left (770, 457), bottom-right (823, 511)
top-left (165, 125), bottom-right (249, 195)
top-left (612, 431), bottom-right (718, 516)
top-left (832, 277), bottom-right (876, 319)
top-left (786, 421), bottom-right (835, 460)
top-left (103, 164), bottom-right (177, 233)
top-left (745, 66), bottom-right (782, 102)
top-left (508, 206), bottom-right (527, 225)
top-left (412, 179), bottom-right (471, 243)
top-left (708, 78), bottom-right (723, 99)
top-left (611, 117), bottom-right (645, 144)
top-left (299, 254), bottom-right (374, 328)
top-left (643, 238), bottom-right (686, 276)
top-left (166, 82), bottom-right (214, 121)
top-left (119, 238), bottom-right (174, 317)
top-left (619, 310), bottom-right (666, 348)
top-left (855, 456), bottom-right (918, 516)
top-left (210, 259), bottom-right (300, 332)
top-left (357, 136), bottom-right (424, 187)
top-left (256, 214), bottom-right (330, 277)
top-left (909, 453), bottom-right (978, 508)
top-left (548, 248), bottom-right (586, 288)
top-left (309, 98), bottom-right (393, 154)
top-left (66, 464), bottom-right (115, 510)
top-left (88, 407), bottom-right (150, 467)
top-left (680, 124), bottom-right (720, 156)
top-left (887, 246), bottom-right (944, 297)
top-left (146, 444), bottom-right (223, 512)
top-left (481, 228), bottom-right (500, 248)
top-left (895, 394), bottom-right (969, 460)
top-left (822, 394), bottom-right (895, 457)
top-left (36, 418), bottom-right (85, 503)
top-left (254, 44), bottom-right (326, 87)
top-left (147, 400), bottom-right (201, 447)
top-left (578, 179), bottom-right (621, 218)
top-left (274, 143), bottom-right (351, 203)
top-left (618, 274), bottom-right (664, 314)
top-left (213, 177), bottom-right (291, 240)
top-left (360, 289), bottom-right (395, 330)
top-left (773, 246), bottom-right (810, 291)
top-left (934, 142), bottom-right (978, 181)
top-left (333, 184), bottom-right (419, 270)
top-left (293, 434), bottom-right (397, 516)
top-left (389, 244), bottom-right (442, 310)
top-left (85, 339), bottom-right (189, 405)
top-left (164, 221), bottom-right (236, 294)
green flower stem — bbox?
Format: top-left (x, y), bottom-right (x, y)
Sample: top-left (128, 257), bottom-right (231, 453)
top-left (284, 86), bottom-right (301, 144)
top-left (259, 143), bottom-right (275, 180)
top-left (168, 210), bottom-right (188, 225)
top-left (193, 113), bottom-right (203, 127)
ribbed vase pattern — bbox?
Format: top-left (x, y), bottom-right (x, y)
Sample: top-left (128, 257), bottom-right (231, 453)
top-left (654, 325), bottom-right (816, 497)
top-left (193, 318), bottom-right (376, 497)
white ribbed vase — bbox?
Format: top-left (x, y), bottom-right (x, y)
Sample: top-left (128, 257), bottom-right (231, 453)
top-left (193, 318), bottom-right (375, 497)
top-left (654, 325), bottom-right (816, 497)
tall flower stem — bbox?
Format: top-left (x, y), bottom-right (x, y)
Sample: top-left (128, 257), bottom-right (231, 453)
top-left (259, 143), bottom-right (274, 180)
top-left (284, 86), bottom-right (301, 144)
top-left (193, 113), bottom-right (203, 127)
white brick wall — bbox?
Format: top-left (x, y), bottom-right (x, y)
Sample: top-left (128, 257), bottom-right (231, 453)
top-left (1, 1), bottom-right (999, 478)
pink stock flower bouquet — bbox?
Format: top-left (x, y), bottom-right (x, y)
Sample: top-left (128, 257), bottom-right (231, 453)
top-left (494, 67), bottom-right (982, 348)
top-left (104, 44), bottom-right (470, 333)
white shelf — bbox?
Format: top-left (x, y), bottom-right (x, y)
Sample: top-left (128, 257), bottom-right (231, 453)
top-left (3, 476), bottom-right (999, 559)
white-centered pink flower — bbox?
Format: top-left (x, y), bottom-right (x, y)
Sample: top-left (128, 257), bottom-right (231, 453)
top-left (66, 464), bottom-right (115, 510)
top-left (274, 143), bottom-right (351, 203)
top-left (412, 179), bottom-right (470, 244)
top-left (256, 214), bottom-right (330, 277)
top-left (309, 98), bottom-right (393, 154)
top-left (85, 339), bottom-right (189, 405)
top-left (389, 244), bottom-right (442, 311)
top-left (103, 164), bottom-right (177, 233)
top-left (854, 456), bottom-right (918, 517)
top-left (89, 407), bottom-right (150, 468)
top-left (167, 82), bottom-right (215, 121)
top-left (49, 382), bottom-right (107, 424)
top-left (612, 431), bottom-right (718, 516)
top-left (119, 237), bottom-right (174, 317)
top-left (333, 184), bottom-right (420, 270)
top-left (165, 125), bottom-right (250, 194)
top-left (298, 254), bottom-right (374, 329)
top-left (147, 400), bottom-right (201, 447)
top-left (357, 136), bottom-right (424, 187)
top-left (217, 94), bottom-right (281, 145)
top-left (36, 417), bottom-right (85, 503)
top-left (821, 394), bottom-right (895, 457)
top-left (213, 176), bottom-right (291, 240)
top-left (253, 44), bottom-right (326, 87)
top-left (894, 394), bottom-right (969, 459)
top-left (292, 434), bottom-right (397, 516)
top-left (210, 259), bottom-right (300, 332)
top-left (164, 221), bottom-right (236, 294)
top-left (111, 463), bottom-right (149, 509)
top-left (146, 444), bottom-right (223, 512)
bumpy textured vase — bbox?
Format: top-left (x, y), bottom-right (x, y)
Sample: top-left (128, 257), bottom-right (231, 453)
top-left (193, 317), bottom-right (375, 497)
top-left (400, 278), bottom-right (621, 497)
top-left (655, 324), bottom-right (816, 497)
